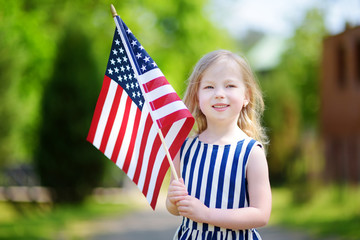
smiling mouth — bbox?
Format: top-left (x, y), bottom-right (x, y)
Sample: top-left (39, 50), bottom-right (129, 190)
top-left (213, 104), bottom-right (229, 109)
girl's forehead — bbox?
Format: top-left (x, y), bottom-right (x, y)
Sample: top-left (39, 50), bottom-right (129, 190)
top-left (200, 59), bottom-right (243, 81)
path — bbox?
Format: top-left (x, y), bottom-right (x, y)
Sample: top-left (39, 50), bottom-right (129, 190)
top-left (86, 182), bottom-right (339, 240)
top-left (88, 208), bottom-right (338, 240)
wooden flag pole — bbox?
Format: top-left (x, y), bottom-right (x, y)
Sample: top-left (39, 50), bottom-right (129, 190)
top-left (110, 4), bottom-right (117, 17)
top-left (158, 129), bottom-right (179, 181)
top-left (110, 4), bottom-right (179, 181)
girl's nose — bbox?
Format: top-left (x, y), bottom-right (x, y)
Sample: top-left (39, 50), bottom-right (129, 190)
top-left (214, 87), bottom-right (225, 98)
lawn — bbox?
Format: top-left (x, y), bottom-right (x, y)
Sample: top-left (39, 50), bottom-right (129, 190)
top-left (270, 186), bottom-right (360, 240)
top-left (1, 185), bottom-right (359, 239)
top-left (0, 198), bottom-right (134, 240)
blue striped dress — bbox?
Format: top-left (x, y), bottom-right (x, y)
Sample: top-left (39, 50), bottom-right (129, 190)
top-left (174, 136), bottom-right (262, 240)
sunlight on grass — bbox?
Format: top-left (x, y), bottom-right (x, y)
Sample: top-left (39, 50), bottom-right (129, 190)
top-left (270, 186), bottom-right (360, 240)
top-left (0, 198), bottom-right (135, 239)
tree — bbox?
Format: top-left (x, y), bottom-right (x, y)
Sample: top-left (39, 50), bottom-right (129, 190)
top-left (262, 8), bottom-right (327, 184)
top-left (34, 22), bottom-right (106, 203)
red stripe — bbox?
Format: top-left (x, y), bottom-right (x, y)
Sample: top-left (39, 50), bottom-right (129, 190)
top-left (156, 109), bottom-right (194, 129)
top-left (142, 126), bottom-right (171, 197)
top-left (122, 108), bottom-right (142, 174)
top-left (110, 97), bottom-right (132, 163)
top-left (150, 157), bottom-right (169, 210)
top-left (149, 119), bottom-right (194, 209)
top-left (133, 114), bottom-right (153, 184)
top-left (142, 76), bottom-right (169, 93)
top-left (149, 92), bottom-right (181, 111)
top-left (87, 76), bottom-right (112, 143)
top-left (99, 86), bottom-right (123, 153)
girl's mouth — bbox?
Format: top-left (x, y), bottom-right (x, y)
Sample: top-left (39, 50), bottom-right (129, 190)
top-left (212, 104), bottom-right (229, 109)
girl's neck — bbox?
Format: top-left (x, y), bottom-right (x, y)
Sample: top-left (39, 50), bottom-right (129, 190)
top-left (198, 123), bottom-right (247, 145)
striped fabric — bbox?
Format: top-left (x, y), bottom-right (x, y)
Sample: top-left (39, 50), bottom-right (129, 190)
top-left (174, 136), bottom-right (262, 240)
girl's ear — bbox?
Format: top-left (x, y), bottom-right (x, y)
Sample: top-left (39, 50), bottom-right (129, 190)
top-left (243, 99), bottom-right (249, 108)
top-left (244, 88), bottom-right (251, 107)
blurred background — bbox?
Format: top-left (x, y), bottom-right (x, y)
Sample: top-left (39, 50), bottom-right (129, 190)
top-left (0, 0), bottom-right (359, 239)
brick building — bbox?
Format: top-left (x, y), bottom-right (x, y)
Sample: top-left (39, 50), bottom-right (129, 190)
top-left (321, 26), bottom-right (360, 183)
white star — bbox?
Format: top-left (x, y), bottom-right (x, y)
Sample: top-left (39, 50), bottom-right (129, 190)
top-left (137, 91), bottom-right (141, 97)
top-left (144, 56), bottom-right (150, 62)
top-left (115, 39), bottom-right (120, 45)
top-left (110, 59), bottom-right (115, 65)
top-left (112, 49), bottom-right (118, 55)
top-left (139, 100), bottom-right (143, 106)
top-left (151, 62), bottom-right (157, 67)
top-left (136, 52), bottom-right (142, 59)
top-left (139, 45), bottom-right (144, 50)
top-left (131, 83), bottom-right (134, 89)
top-left (126, 65), bottom-right (130, 71)
top-left (120, 66), bottom-right (125, 72)
top-left (114, 67), bottom-right (119, 73)
top-left (132, 92), bottom-right (136, 98)
top-left (119, 48), bottom-right (124, 54)
top-left (126, 83), bottom-right (130, 89)
top-left (126, 28), bottom-right (132, 34)
top-left (124, 75), bottom-right (128, 81)
top-left (108, 68), bottom-right (113, 75)
top-left (131, 40), bottom-right (137, 46)
top-left (118, 75), bottom-right (122, 82)
top-left (128, 74), bottom-right (132, 80)
top-left (123, 56), bottom-right (128, 62)
top-left (141, 65), bottom-right (146, 71)
top-left (117, 57), bottom-right (121, 63)
top-left (135, 82), bottom-right (139, 88)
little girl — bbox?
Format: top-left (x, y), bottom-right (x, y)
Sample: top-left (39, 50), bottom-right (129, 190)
top-left (166, 50), bottom-right (271, 239)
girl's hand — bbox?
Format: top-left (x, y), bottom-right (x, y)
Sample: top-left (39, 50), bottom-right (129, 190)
top-left (177, 195), bottom-right (209, 223)
top-left (167, 178), bottom-right (188, 205)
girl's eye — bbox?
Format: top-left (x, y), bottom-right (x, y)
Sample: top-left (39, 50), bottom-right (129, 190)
top-left (227, 84), bottom-right (236, 88)
top-left (204, 86), bottom-right (214, 89)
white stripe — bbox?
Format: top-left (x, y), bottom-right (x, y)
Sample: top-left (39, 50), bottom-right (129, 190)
top-left (145, 84), bottom-right (174, 102)
top-left (221, 146), bottom-right (236, 209)
top-left (184, 139), bottom-right (198, 188)
top-left (116, 101), bottom-right (139, 169)
top-left (93, 80), bottom-right (118, 149)
top-left (233, 138), bottom-right (249, 208)
top-left (190, 141), bottom-right (203, 196)
top-left (138, 68), bottom-right (163, 84)
top-left (199, 142), bottom-right (211, 203)
top-left (163, 119), bottom-right (186, 151)
top-left (104, 89), bottom-right (128, 159)
top-left (137, 123), bottom-right (158, 191)
top-left (180, 137), bottom-right (192, 176)
top-left (209, 146), bottom-right (223, 209)
top-left (152, 100), bottom-right (186, 120)
top-left (146, 119), bottom-right (186, 203)
top-left (127, 107), bottom-right (150, 180)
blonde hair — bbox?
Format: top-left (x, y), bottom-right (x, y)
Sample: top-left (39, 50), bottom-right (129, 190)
top-left (183, 50), bottom-right (268, 146)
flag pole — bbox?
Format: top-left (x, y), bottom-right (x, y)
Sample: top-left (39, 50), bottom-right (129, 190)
top-left (110, 4), bottom-right (179, 181)
top-left (110, 4), bottom-right (117, 17)
top-left (157, 129), bottom-right (179, 181)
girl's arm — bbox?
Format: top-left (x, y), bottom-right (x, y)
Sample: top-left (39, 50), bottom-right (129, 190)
top-left (166, 151), bottom-right (188, 216)
top-left (176, 145), bottom-right (272, 230)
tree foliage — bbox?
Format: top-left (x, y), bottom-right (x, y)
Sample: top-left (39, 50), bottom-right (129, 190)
top-left (0, 0), bottom-right (234, 202)
top-left (34, 23), bottom-right (106, 203)
top-left (261, 8), bottom-right (327, 184)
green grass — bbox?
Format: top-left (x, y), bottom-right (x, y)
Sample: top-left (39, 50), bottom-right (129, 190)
top-left (270, 186), bottom-right (360, 240)
top-left (0, 199), bottom-right (134, 239)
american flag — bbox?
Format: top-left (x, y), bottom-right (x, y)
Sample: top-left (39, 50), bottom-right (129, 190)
top-left (87, 15), bottom-right (194, 209)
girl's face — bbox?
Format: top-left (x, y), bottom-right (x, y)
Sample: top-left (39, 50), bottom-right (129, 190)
top-left (198, 59), bottom-right (249, 128)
